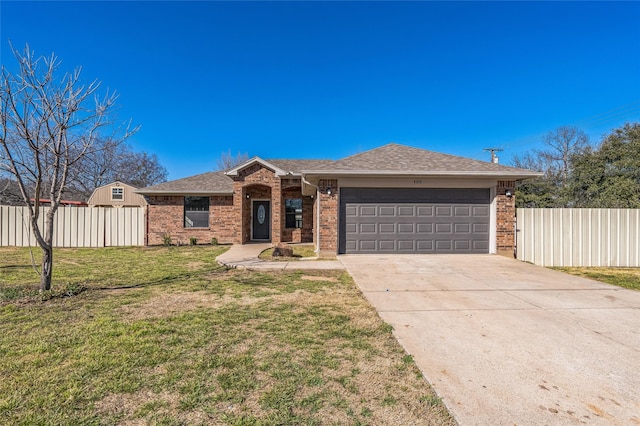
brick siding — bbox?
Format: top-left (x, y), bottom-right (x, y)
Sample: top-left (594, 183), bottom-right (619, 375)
top-left (146, 195), bottom-right (235, 245)
top-left (317, 179), bottom-right (338, 254)
top-left (496, 180), bottom-right (516, 256)
top-left (281, 186), bottom-right (314, 243)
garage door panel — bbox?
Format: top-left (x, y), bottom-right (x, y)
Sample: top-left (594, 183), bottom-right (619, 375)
top-left (379, 206), bottom-right (395, 216)
top-left (360, 206), bottom-right (376, 216)
top-left (417, 240), bottom-right (433, 250)
top-left (360, 223), bottom-right (376, 233)
top-left (436, 240), bottom-right (452, 250)
top-left (473, 223), bottom-right (489, 233)
top-left (379, 223), bottom-right (395, 233)
top-left (473, 206), bottom-right (490, 216)
top-left (454, 206), bottom-right (471, 216)
top-left (398, 223), bottom-right (414, 233)
top-left (379, 240), bottom-right (395, 250)
top-left (435, 223), bottom-right (452, 233)
top-left (359, 240), bottom-right (376, 251)
top-left (473, 240), bottom-right (489, 250)
top-left (417, 223), bottom-right (433, 233)
top-left (398, 240), bottom-right (415, 250)
top-left (341, 188), bottom-right (490, 254)
top-left (454, 240), bottom-right (471, 250)
top-left (455, 223), bottom-right (471, 233)
top-left (435, 206), bottom-right (452, 216)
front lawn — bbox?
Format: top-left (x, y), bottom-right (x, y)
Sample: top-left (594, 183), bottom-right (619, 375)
top-left (0, 246), bottom-right (454, 425)
top-left (555, 266), bottom-right (640, 291)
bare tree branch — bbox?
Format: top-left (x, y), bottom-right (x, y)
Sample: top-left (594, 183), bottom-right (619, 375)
top-left (0, 43), bottom-right (139, 291)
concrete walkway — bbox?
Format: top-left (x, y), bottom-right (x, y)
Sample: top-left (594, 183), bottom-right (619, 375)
top-left (340, 254), bottom-right (640, 426)
top-left (216, 243), bottom-right (344, 270)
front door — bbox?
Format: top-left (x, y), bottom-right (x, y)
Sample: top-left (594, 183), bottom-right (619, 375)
top-left (252, 200), bottom-right (271, 240)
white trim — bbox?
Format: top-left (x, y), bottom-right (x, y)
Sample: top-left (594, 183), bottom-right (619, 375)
top-left (490, 186), bottom-right (497, 254)
top-left (135, 190), bottom-right (233, 196)
top-left (225, 157), bottom-right (288, 177)
top-left (302, 170), bottom-right (542, 179)
top-left (338, 182), bottom-right (497, 254)
top-left (250, 199), bottom-right (271, 241)
top-left (301, 176), bottom-right (321, 253)
top-left (110, 186), bottom-right (124, 201)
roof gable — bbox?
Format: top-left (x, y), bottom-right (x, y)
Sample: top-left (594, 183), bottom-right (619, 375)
top-left (91, 180), bottom-right (138, 192)
top-left (225, 157), bottom-right (287, 177)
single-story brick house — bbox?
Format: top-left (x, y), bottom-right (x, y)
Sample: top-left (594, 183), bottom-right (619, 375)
top-left (137, 143), bottom-right (540, 256)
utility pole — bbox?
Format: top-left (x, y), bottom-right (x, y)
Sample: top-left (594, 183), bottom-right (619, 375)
top-left (483, 147), bottom-right (503, 163)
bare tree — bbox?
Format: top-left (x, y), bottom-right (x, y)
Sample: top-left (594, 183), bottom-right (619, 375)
top-left (539, 126), bottom-right (590, 186)
top-left (0, 177), bottom-right (24, 205)
top-left (509, 126), bottom-right (590, 208)
top-left (68, 143), bottom-right (167, 198)
top-left (0, 44), bottom-right (138, 291)
top-left (216, 149), bottom-right (249, 171)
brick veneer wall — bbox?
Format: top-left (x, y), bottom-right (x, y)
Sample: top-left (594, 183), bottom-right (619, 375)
top-left (317, 179), bottom-right (338, 254)
top-left (281, 186), bottom-right (314, 243)
top-left (146, 195), bottom-right (235, 245)
top-left (232, 164), bottom-right (282, 244)
top-left (496, 180), bottom-right (516, 256)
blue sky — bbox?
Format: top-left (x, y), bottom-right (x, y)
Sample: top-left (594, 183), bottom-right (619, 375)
top-left (2, 1), bottom-right (640, 179)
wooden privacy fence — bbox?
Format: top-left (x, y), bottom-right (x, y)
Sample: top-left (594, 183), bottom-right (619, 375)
top-left (516, 208), bottom-right (640, 267)
top-left (0, 205), bottom-right (145, 247)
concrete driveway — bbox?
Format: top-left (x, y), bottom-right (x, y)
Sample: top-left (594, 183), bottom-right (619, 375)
top-left (339, 254), bottom-right (640, 426)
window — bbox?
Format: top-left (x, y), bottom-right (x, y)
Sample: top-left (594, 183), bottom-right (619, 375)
top-left (285, 198), bottom-right (303, 228)
top-left (184, 196), bottom-right (209, 228)
top-left (111, 187), bottom-right (123, 200)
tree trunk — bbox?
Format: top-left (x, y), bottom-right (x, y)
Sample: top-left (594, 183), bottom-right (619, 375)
top-left (40, 246), bottom-right (53, 291)
top-left (40, 208), bottom-right (56, 292)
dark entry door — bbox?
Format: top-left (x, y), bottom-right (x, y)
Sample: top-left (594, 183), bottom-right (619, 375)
top-left (252, 201), bottom-right (271, 240)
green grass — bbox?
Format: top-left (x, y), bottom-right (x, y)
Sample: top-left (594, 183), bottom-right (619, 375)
top-left (554, 267), bottom-right (640, 291)
top-left (0, 246), bottom-right (454, 425)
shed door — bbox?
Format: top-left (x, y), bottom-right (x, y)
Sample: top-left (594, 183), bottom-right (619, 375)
top-left (339, 188), bottom-right (490, 254)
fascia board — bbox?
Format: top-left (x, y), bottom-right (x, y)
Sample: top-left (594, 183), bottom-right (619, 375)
top-left (225, 157), bottom-right (287, 176)
top-left (135, 190), bottom-right (233, 196)
top-left (301, 170), bottom-right (543, 179)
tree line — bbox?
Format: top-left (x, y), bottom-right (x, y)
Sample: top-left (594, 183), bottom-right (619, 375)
top-left (512, 123), bottom-right (640, 208)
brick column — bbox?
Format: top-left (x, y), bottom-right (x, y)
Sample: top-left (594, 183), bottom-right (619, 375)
top-left (496, 180), bottom-right (516, 257)
top-left (232, 182), bottom-right (245, 244)
top-left (318, 179), bottom-right (338, 255)
top-left (271, 178), bottom-right (282, 244)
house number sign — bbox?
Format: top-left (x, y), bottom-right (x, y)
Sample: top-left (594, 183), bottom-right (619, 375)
top-left (257, 205), bottom-right (266, 225)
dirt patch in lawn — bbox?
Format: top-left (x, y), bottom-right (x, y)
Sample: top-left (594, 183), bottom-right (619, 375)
top-left (118, 287), bottom-right (354, 321)
top-left (96, 385), bottom-right (240, 425)
top-left (118, 291), bottom-right (236, 320)
top-left (186, 261), bottom-right (206, 270)
top-left (301, 275), bottom-right (338, 282)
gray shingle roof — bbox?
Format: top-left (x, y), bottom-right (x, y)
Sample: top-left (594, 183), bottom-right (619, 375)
top-left (303, 143), bottom-right (540, 177)
top-left (137, 143), bottom-right (540, 194)
top-left (267, 159), bottom-right (334, 174)
top-left (137, 171), bottom-right (233, 195)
